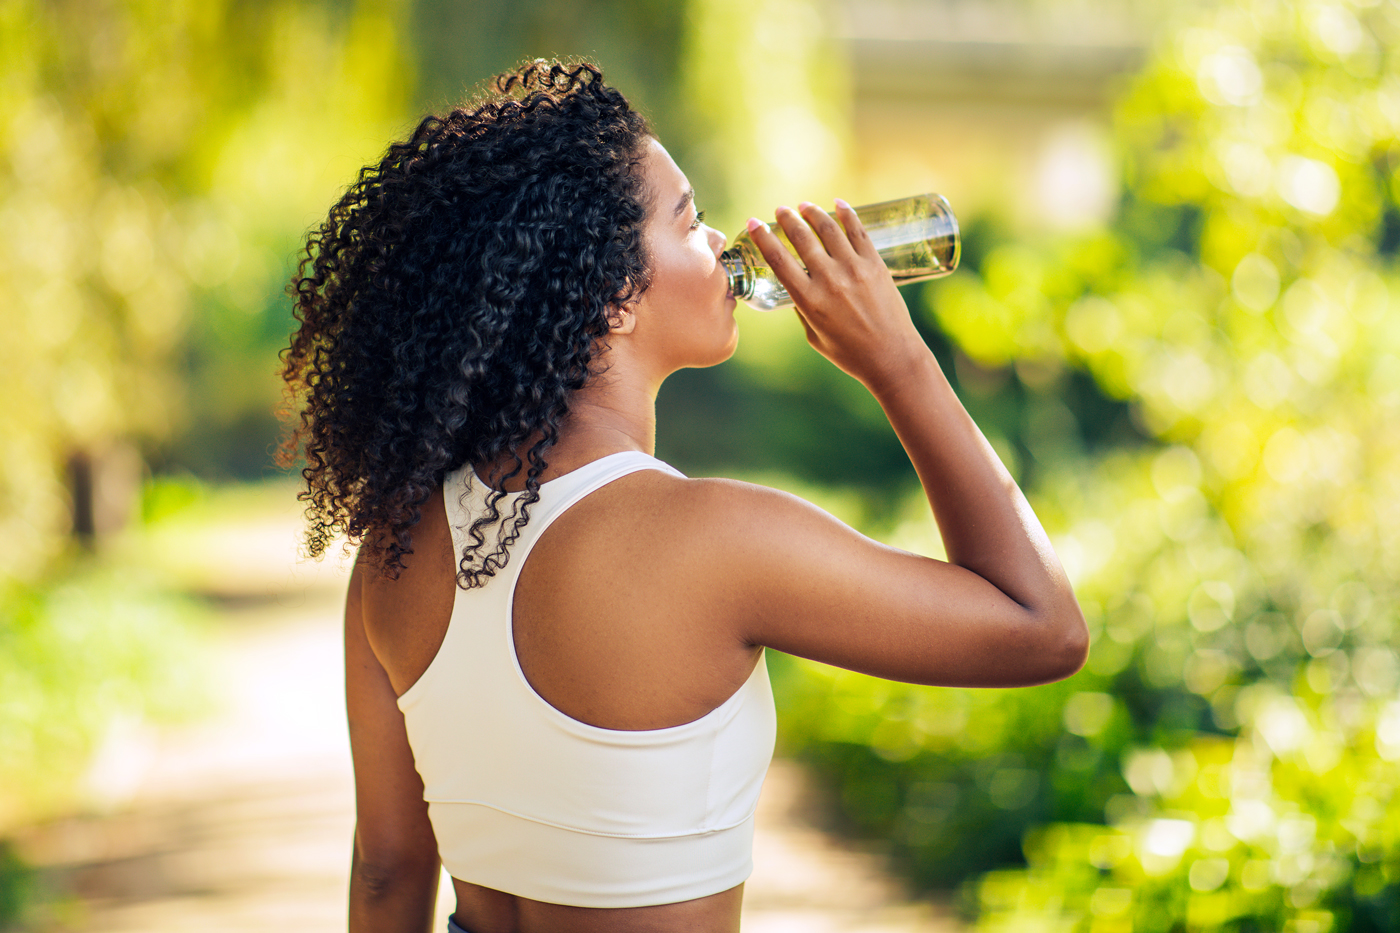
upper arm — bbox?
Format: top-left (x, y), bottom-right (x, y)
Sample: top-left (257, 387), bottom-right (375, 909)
top-left (695, 480), bottom-right (1086, 688)
top-left (345, 561), bottom-right (440, 866)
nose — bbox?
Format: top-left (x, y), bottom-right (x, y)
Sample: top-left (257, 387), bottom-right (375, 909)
top-left (707, 224), bottom-right (727, 257)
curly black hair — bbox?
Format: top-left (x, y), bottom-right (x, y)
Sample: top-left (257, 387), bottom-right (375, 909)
top-left (281, 59), bottom-right (654, 586)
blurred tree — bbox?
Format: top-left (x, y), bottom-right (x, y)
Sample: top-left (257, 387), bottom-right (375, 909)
top-left (411, 0), bottom-right (686, 140)
top-left (156, 0), bottom-right (417, 478)
top-left (1, 0), bottom-right (414, 536)
top-left (0, 0), bottom-right (413, 834)
top-left (1, 0), bottom-right (189, 571)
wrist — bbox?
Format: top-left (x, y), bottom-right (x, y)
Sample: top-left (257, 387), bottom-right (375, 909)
top-left (859, 340), bottom-right (942, 400)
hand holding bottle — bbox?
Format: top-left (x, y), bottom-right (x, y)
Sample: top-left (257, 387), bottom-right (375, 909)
top-left (724, 193), bottom-right (958, 311)
top-left (745, 200), bottom-right (929, 393)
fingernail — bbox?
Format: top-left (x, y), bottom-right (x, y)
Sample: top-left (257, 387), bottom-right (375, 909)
top-left (798, 201), bottom-right (816, 211)
top-left (834, 198), bottom-right (850, 210)
top-left (776, 205), bottom-right (792, 215)
top-left (746, 217), bottom-right (764, 233)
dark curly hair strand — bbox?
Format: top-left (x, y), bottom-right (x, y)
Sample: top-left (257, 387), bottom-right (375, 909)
top-left (280, 59), bottom-right (654, 587)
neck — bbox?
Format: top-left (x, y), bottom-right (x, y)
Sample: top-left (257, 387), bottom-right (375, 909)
top-left (479, 361), bottom-right (659, 490)
top-left (546, 337), bottom-right (663, 470)
top-left (556, 374), bottom-right (658, 462)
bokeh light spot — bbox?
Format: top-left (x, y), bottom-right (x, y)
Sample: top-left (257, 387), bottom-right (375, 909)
top-left (1276, 156), bottom-right (1340, 215)
top-left (1198, 45), bottom-right (1264, 106)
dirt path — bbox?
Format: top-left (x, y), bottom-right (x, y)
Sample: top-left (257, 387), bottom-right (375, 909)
top-left (15, 517), bottom-right (960, 932)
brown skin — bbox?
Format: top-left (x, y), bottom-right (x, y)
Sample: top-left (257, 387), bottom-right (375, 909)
top-left (345, 137), bottom-right (1088, 933)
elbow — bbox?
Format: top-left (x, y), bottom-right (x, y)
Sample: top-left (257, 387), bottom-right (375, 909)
top-left (353, 857), bottom-right (401, 904)
top-left (1058, 609), bottom-right (1091, 680)
top-left (352, 841), bottom-right (438, 906)
top-left (1007, 596), bottom-right (1087, 686)
top-left (1037, 598), bottom-right (1090, 682)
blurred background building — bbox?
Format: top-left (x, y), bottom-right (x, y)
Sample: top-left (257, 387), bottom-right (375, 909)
top-left (839, 0), bottom-right (1143, 228)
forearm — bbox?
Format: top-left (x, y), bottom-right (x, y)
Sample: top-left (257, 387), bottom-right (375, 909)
top-left (869, 346), bottom-right (1077, 620)
top-left (349, 840), bottom-right (440, 933)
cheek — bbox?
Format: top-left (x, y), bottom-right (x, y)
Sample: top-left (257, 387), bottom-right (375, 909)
top-left (688, 242), bottom-right (722, 291)
top-left (645, 237), bottom-right (721, 322)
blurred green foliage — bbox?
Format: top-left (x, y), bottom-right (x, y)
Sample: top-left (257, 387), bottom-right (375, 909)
top-left (0, 0), bottom-right (409, 907)
top-left (2, 0), bottom-right (416, 533)
top-left (411, 0), bottom-right (688, 142)
top-left (679, 0), bottom-right (851, 231)
top-left (0, 840), bottom-right (31, 929)
top-left (0, 564), bottom-right (210, 827)
top-left (769, 1), bottom-right (1400, 930)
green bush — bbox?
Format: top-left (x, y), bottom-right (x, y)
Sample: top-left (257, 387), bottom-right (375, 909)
top-left (0, 566), bottom-right (210, 824)
top-left (776, 1), bottom-right (1400, 929)
top-left (0, 840), bottom-right (32, 929)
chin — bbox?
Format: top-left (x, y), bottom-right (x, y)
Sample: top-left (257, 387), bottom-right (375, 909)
top-left (716, 327), bottom-right (740, 364)
top-left (687, 332), bottom-right (738, 371)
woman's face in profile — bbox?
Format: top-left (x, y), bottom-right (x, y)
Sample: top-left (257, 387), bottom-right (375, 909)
top-left (626, 137), bottom-right (738, 372)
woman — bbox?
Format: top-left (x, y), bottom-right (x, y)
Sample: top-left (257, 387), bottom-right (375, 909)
top-left (282, 60), bottom-right (1087, 933)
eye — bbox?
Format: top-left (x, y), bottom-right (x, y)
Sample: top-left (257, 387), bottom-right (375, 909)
top-left (690, 209), bottom-right (706, 231)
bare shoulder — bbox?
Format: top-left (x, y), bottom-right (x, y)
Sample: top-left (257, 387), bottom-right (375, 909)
top-left (629, 471), bottom-right (860, 536)
top-left (358, 484), bottom-right (456, 696)
top-left (598, 471), bottom-right (889, 601)
top-left (611, 470), bottom-right (1083, 687)
top-left (547, 468), bottom-right (862, 585)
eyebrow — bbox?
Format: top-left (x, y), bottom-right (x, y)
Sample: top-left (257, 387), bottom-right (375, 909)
top-left (673, 187), bottom-right (695, 219)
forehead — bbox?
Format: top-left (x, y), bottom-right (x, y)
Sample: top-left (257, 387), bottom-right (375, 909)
top-left (638, 137), bottom-right (689, 205)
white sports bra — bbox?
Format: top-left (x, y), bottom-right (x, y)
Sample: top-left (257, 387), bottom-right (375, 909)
top-left (397, 451), bottom-right (777, 908)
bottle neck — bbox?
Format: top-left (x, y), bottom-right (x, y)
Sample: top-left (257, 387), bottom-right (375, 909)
top-left (721, 248), bottom-right (750, 301)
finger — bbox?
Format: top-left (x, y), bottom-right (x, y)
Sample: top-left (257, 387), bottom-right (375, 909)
top-left (833, 198), bottom-right (880, 262)
top-left (797, 201), bottom-right (856, 262)
top-left (773, 204), bottom-right (830, 267)
top-left (746, 216), bottom-right (810, 289)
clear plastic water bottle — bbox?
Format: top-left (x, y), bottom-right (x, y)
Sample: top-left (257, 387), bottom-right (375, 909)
top-left (721, 193), bottom-right (960, 311)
